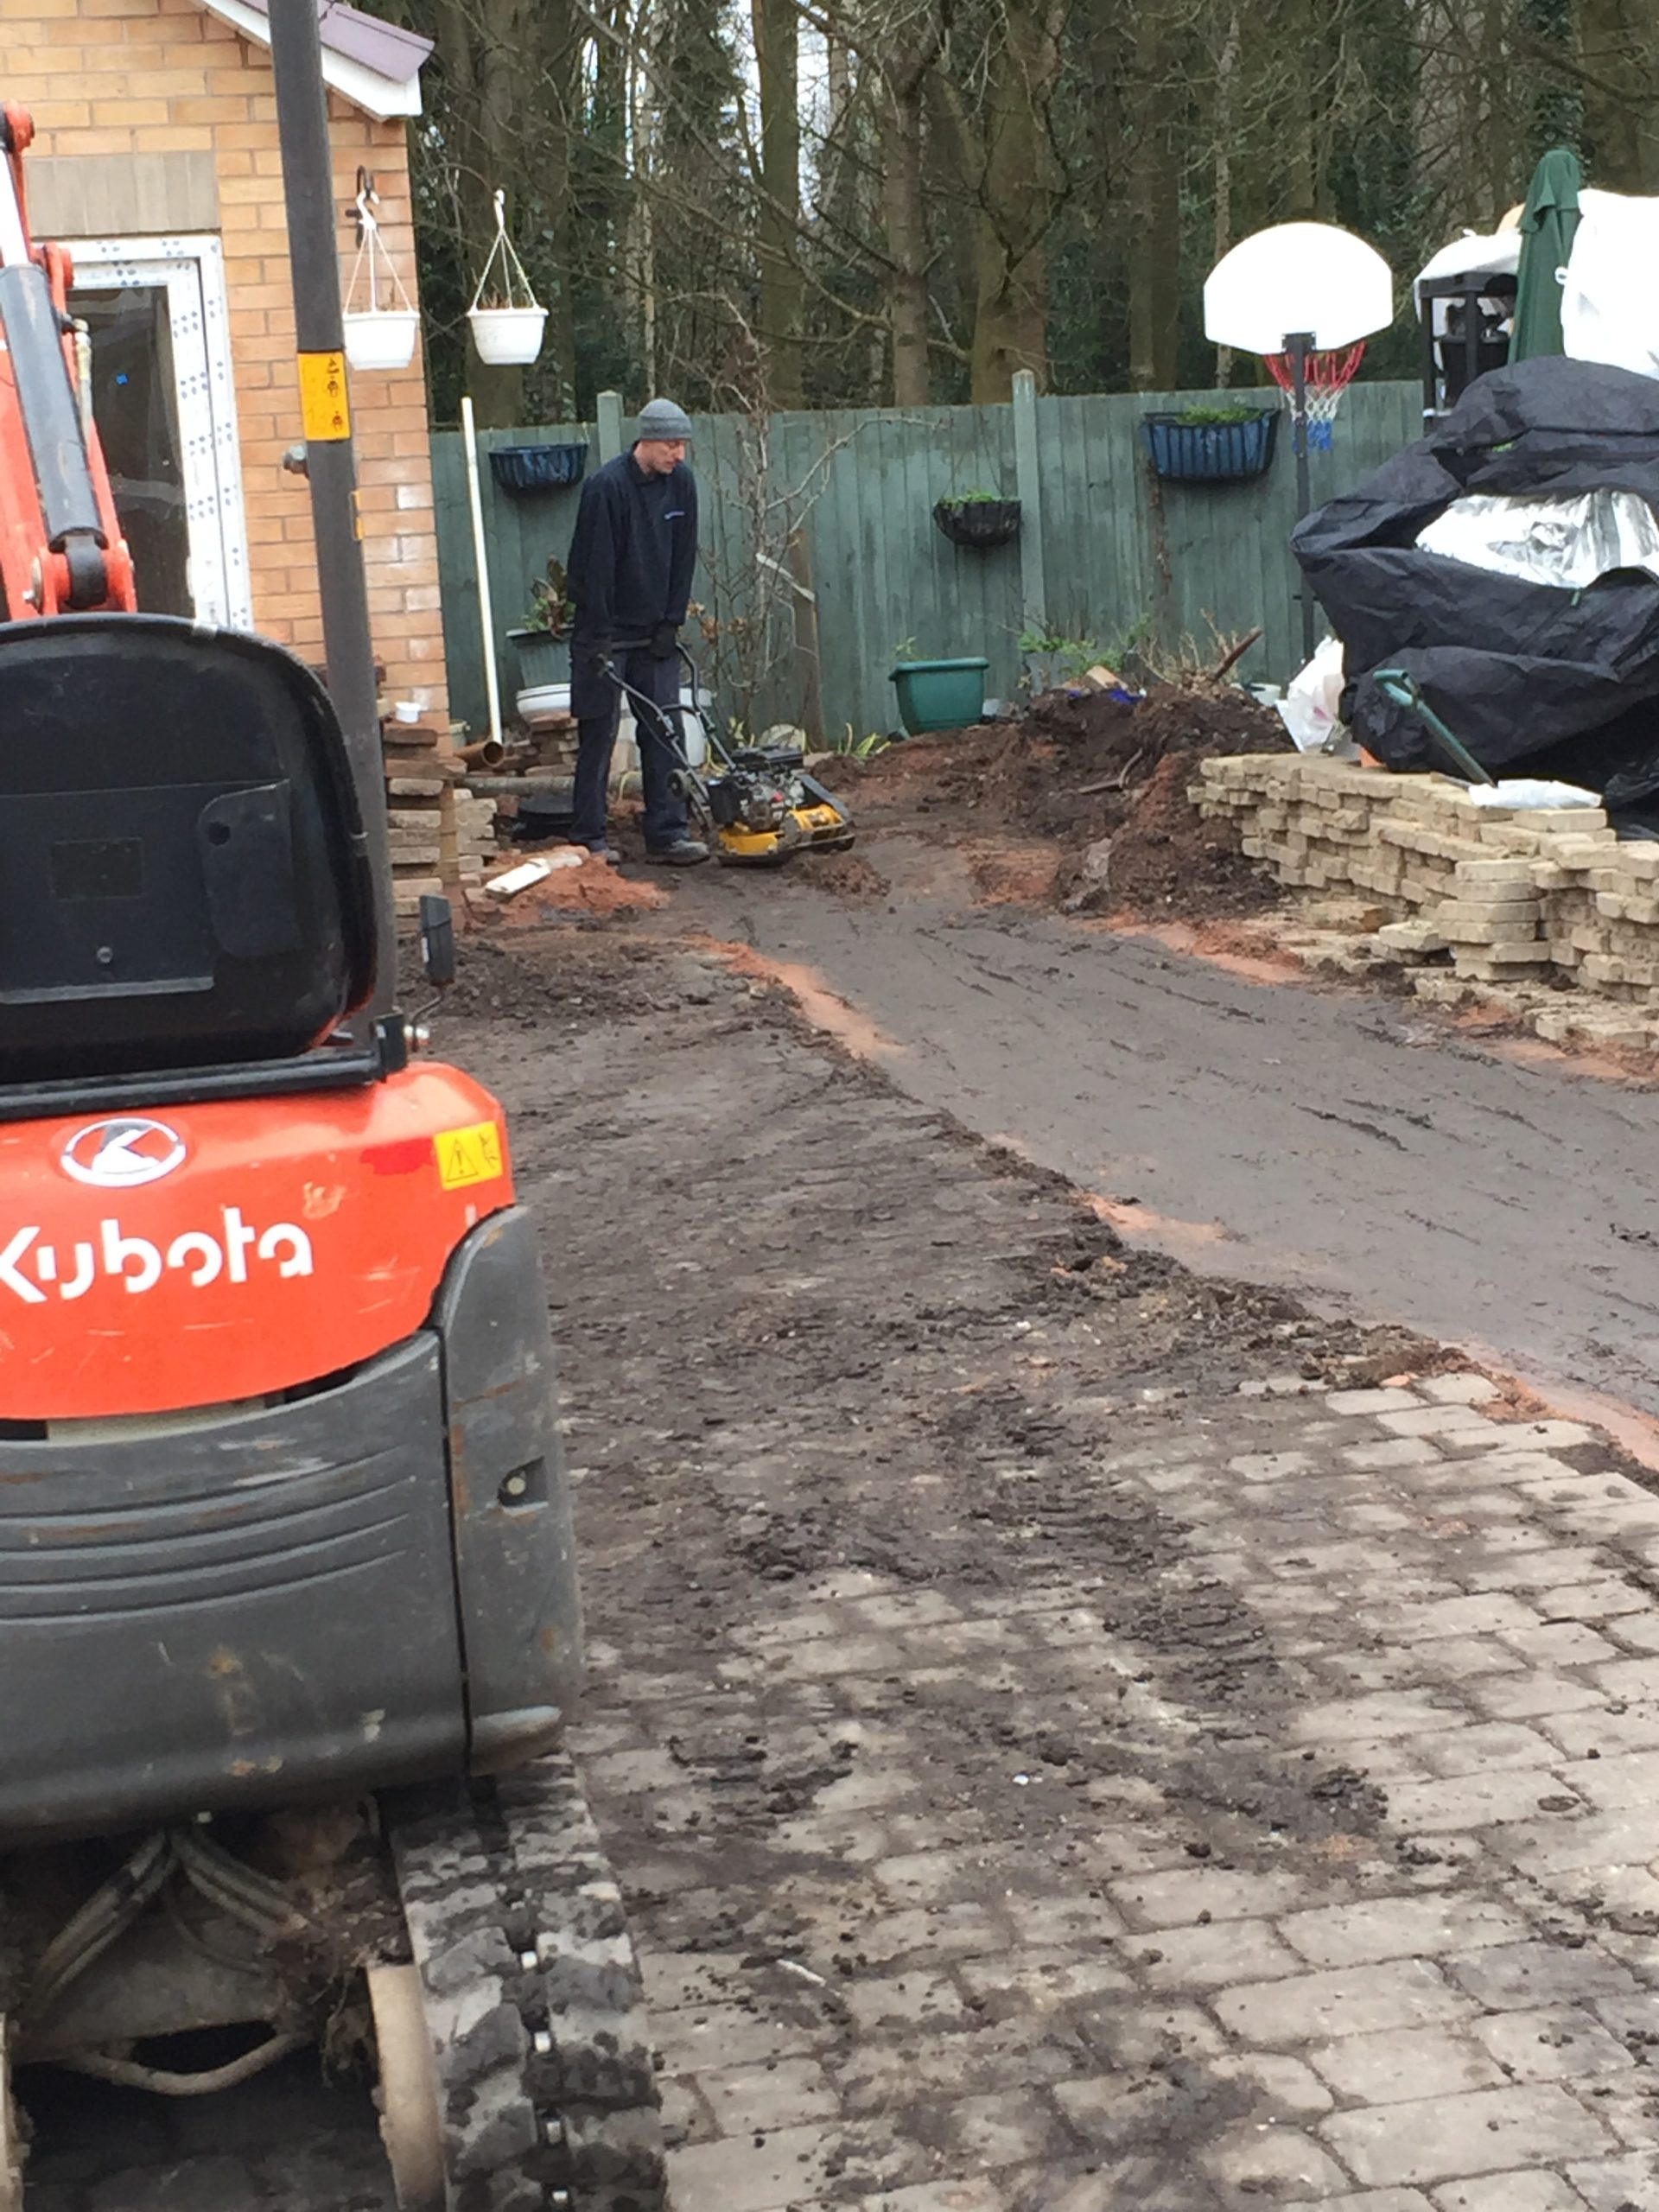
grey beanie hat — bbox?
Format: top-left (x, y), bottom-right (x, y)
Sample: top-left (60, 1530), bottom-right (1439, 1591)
top-left (637, 397), bottom-right (694, 441)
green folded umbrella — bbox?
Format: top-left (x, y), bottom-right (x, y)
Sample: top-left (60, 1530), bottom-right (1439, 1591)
top-left (1510, 146), bottom-right (1583, 362)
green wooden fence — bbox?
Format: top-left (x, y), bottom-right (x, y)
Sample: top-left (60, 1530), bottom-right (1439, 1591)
top-left (431, 379), bottom-right (1423, 741)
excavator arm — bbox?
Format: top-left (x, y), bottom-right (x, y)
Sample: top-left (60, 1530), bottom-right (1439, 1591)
top-left (0, 103), bottom-right (134, 619)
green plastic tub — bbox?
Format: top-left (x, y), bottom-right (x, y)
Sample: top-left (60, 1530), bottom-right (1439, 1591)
top-left (889, 658), bottom-right (989, 735)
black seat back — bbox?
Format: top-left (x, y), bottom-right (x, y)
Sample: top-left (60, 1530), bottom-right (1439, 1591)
top-left (0, 614), bottom-right (377, 1080)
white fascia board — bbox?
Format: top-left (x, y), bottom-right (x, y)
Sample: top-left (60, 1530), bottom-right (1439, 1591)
top-left (194, 0), bottom-right (424, 120)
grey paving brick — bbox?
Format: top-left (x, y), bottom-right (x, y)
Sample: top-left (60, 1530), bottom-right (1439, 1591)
top-left (1534, 1580), bottom-right (1653, 1624)
top-left (1320, 2082), bottom-right (1613, 2187)
top-left (1136, 1915), bottom-right (1303, 1991)
top-left (842, 1970), bottom-right (969, 2033)
top-left (1467, 1550), bottom-right (1615, 1595)
top-left (1432, 2174), bottom-right (1590, 2211)
top-left (1199, 2120), bottom-right (1352, 2198)
top-left (1445, 1942), bottom-right (1643, 2012)
top-left (830, 2018), bottom-right (1083, 2112)
top-left (1594, 1655), bottom-right (1659, 1702)
top-left (957, 1947), bottom-right (1134, 2009)
top-left (1310, 2024), bottom-right (1505, 2105)
top-left (1598, 1608), bottom-right (1659, 1652)
top-left (651, 1999), bottom-right (829, 2071)
top-left (1372, 1594), bottom-right (1545, 1644)
top-left (1109, 1865), bottom-right (1306, 1929)
top-left (1567, 2152), bottom-right (1659, 2211)
top-left (665, 2122), bottom-right (849, 2212)
top-left (684, 2056), bottom-right (841, 2139)
top-left (1413, 1723), bottom-right (1560, 1777)
top-left (1413, 1635), bottom-right (1525, 1678)
top-left (1378, 1407), bottom-right (1503, 1441)
top-left (1050, 2072), bottom-right (1186, 2153)
top-left (1291, 1691), bottom-right (1471, 1745)
top-left (1005, 1891), bottom-right (1125, 1948)
top-left (1471, 2005), bottom-right (1636, 2082)
top-left (1345, 1438), bottom-right (1446, 1471)
top-left (921, 2087), bottom-right (1077, 2167)
top-left (1230, 1450), bottom-right (1316, 1480)
top-left (1328, 1389), bottom-right (1426, 1414)
top-left (1279, 1894), bottom-right (1528, 1970)
top-left (1555, 1745), bottom-right (1659, 1810)
top-left (1287, 2196), bottom-right (1437, 2212)
top-left (1471, 1672), bottom-right (1606, 1721)
top-left (1418, 1376), bottom-right (1502, 1406)
top-left (1386, 1769), bottom-right (1578, 1834)
top-left (1083, 2000), bottom-right (1227, 2069)
top-left (1206, 2051), bottom-right (1334, 2118)
top-left (1494, 1807), bottom-right (1659, 1878)
top-left (1213, 1958), bottom-right (1474, 2047)
top-left (1502, 1622), bottom-right (1624, 1668)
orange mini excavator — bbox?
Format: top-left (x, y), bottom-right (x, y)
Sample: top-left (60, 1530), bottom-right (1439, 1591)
top-left (0, 97), bottom-right (664, 2212)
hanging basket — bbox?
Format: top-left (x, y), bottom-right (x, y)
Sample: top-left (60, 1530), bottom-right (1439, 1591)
top-left (468, 189), bottom-right (546, 369)
top-left (933, 498), bottom-right (1021, 550)
top-left (1141, 409), bottom-right (1279, 484)
top-left (342, 170), bottom-right (419, 373)
top-left (488, 443), bottom-right (588, 494)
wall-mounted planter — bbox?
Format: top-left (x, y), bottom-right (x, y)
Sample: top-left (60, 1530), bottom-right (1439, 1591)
top-left (889, 658), bottom-right (989, 735)
top-left (933, 498), bottom-right (1021, 550)
top-left (1141, 408), bottom-right (1279, 484)
top-left (489, 443), bottom-right (588, 495)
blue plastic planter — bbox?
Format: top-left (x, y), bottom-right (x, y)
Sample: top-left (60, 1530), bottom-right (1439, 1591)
top-left (889, 658), bottom-right (989, 734)
top-left (1141, 410), bottom-right (1279, 484)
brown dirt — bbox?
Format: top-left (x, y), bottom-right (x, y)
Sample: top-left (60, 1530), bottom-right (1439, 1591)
top-left (826, 681), bottom-right (1289, 922)
top-left (466, 852), bottom-right (670, 924)
top-left (810, 852), bottom-right (890, 900)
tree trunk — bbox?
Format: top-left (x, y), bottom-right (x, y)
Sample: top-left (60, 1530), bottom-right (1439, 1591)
top-left (1581, 0), bottom-right (1659, 191)
top-left (752, 0), bottom-right (804, 404)
top-left (963, 0), bottom-right (1066, 401)
top-left (879, 73), bottom-right (931, 404)
top-left (1212, 4), bottom-right (1241, 385)
top-left (1126, 11), bottom-right (1179, 391)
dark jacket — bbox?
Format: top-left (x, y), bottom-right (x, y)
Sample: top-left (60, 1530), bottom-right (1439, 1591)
top-left (566, 449), bottom-right (698, 646)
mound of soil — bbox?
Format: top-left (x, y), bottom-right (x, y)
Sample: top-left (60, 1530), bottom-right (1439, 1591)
top-left (834, 678), bottom-right (1290, 920)
top-left (1071, 750), bottom-right (1285, 919)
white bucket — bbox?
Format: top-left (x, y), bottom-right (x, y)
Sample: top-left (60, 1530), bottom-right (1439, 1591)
top-left (469, 306), bottom-right (547, 366)
top-left (343, 309), bottom-right (419, 372)
top-left (516, 680), bottom-right (572, 731)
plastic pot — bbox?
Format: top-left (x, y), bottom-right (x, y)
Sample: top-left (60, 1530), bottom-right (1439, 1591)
top-left (342, 309), bottom-right (419, 372)
top-left (488, 443), bottom-right (588, 494)
top-left (469, 306), bottom-right (547, 366)
top-left (507, 630), bottom-right (570, 689)
top-left (888, 658), bottom-right (989, 735)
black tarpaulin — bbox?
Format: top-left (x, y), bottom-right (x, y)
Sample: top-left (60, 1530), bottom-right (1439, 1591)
top-left (1293, 357), bottom-right (1659, 803)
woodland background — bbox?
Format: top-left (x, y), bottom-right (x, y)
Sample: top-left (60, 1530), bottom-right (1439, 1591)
top-left (381, 0), bottom-right (1659, 426)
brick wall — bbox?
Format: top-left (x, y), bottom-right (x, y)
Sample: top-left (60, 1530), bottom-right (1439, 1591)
top-left (7, 0), bottom-right (447, 721)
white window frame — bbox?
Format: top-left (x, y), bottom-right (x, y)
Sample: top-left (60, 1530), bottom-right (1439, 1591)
top-left (67, 233), bottom-right (252, 631)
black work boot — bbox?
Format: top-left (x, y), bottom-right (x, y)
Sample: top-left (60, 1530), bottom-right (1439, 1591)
top-left (646, 838), bottom-right (710, 867)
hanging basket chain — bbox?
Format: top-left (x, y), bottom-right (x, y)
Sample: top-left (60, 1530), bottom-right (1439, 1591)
top-left (345, 168), bottom-right (416, 319)
top-left (469, 189), bottom-right (543, 315)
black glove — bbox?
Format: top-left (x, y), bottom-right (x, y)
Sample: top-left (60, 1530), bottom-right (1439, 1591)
top-left (650, 621), bottom-right (678, 659)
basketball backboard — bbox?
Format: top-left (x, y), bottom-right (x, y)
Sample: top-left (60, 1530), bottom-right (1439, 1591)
top-left (1204, 223), bottom-right (1395, 354)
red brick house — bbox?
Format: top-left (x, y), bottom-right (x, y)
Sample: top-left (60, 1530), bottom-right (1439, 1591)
top-left (8, 0), bottom-right (448, 719)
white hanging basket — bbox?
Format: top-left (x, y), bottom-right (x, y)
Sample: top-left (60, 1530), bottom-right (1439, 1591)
top-left (468, 189), bottom-right (546, 369)
top-left (342, 170), bottom-right (420, 374)
top-left (469, 306), bottom-right (547, 366)
top-left (344, 309), bottom-right (420, 372)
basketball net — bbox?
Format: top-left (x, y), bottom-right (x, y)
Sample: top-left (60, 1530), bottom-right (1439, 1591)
top-left (1263, 341), bottom-right (1365, 452)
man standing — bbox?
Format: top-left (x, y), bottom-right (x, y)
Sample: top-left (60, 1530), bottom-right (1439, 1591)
top-left (565, 398), bottom-right (708, 866)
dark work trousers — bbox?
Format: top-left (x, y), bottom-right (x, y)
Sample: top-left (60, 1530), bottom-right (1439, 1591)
top-left (569, 646), bottom-right (689, 850)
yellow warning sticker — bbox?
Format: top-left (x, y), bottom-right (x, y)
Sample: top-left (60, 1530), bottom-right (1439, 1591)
top-left (435, 1121), bottom-right (505, 1191)
top-left (297, 350), bottom-right (352, 442)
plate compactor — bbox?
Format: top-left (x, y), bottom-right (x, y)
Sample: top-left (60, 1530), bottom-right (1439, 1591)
top-left (605, 645), bottom-right (855, 865)
top-left (0, 98), bottom-right (664, 2212)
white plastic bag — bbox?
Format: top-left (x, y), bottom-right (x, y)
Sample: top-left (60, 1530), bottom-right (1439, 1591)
top-left (1276, 636), bottom-right (1346, 753)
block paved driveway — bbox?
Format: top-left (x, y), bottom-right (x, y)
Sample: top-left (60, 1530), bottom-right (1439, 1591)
top-left (498, 957), bottom-right (1659, 2212)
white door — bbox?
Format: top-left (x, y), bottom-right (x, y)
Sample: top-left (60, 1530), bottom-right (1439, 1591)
top-left (67, 235), bottom-right (251, 629)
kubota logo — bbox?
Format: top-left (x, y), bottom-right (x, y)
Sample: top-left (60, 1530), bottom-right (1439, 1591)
top-left (0, 1210), bottom-right (315, 1306)
top-left (60, 1117), bottom-right (188, 1190)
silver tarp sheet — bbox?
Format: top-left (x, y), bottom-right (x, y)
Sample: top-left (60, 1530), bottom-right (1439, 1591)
top-left (1418, 489), bottom-right (1659, 588)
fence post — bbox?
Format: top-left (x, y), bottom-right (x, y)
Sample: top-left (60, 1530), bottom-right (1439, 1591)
top-left (597, 391), bottom-right (625, 462)
top-left (1012, 370), bottom-right (1046, 637)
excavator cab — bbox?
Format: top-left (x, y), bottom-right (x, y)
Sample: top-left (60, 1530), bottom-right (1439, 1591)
top-left (0, 87), bottom-right (665, 2212)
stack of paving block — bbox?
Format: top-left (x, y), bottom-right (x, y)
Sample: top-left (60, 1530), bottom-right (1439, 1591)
top-left (1192, 754), bottom-right (1659, 1045)
top-left (383, 722), bottom-right (498, 918)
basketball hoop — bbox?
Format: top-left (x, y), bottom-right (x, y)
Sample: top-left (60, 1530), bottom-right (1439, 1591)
top-left (1264, 341), bottom-right (1366, 450)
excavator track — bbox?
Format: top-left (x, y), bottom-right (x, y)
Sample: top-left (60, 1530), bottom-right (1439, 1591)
top-left (386, 1746), bottom-right (667, 2212)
